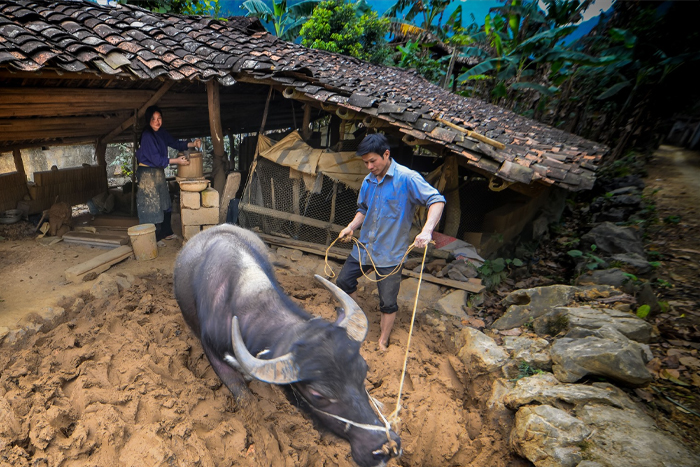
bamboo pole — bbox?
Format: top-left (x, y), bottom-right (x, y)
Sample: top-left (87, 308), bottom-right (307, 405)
top-left (432, 114), bottom-right (506, 150)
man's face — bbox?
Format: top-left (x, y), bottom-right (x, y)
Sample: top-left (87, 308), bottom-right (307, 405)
top-left (149, 111), bottom-right (162, 132)
top-left (361, 150), bottom-right (391, 178)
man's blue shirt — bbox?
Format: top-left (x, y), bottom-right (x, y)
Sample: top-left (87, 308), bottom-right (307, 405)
top-left (352, 159), bottom-right (445, 267)
top-left (136, 129), bottom-right (188, 168)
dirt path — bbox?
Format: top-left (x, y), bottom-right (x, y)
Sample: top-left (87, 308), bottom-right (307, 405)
top-left (641, 145), bottom-right (700, 445)
top-left (0, 235), bottom-right (516, 466)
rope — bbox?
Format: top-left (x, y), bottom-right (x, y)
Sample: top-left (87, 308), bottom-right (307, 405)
top-left (323, 236), bottom-right (433, 444)
top-left (488, 176), bottom-right (513, 192)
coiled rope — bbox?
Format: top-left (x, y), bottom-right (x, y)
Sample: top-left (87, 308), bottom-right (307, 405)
top-left (323, 236), bottom-right (432, 442)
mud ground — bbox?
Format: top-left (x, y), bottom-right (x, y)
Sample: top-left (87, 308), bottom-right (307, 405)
top-left (0, 233), bottom-right (518, 466)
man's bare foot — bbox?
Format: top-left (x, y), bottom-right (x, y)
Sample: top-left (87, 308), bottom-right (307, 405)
top-left (378, 341), bottom-right (389, 352)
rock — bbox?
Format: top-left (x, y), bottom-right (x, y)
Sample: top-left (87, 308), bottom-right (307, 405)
top-left (36, 306), bottom-right (66, 332)
top-left (457, 328), bottom-right (509, 373)
top-left (425, 259), bottom-right (446, 274)
top-left (486, 378), bottom-right (515, 425)
top-left (493, 285), bottom-right (580, 330)
top-left (550, 325), bottom-right (652, 386)
top-left (576, 268), bottom-right (631, 289)
top-left (576, 403), bottom-right (700, 467)
top-left (554, 306), bottom-right (652, 343)
top-left (609, 186), bottom-right (639, 196)
top-left (635, 282), bottom-right (660, 315)
top-left (597, 207), bottom-right (628, 223)
top-left (397, 278), bottom-right (442, 311)
top-left (610, 194), bottom-right (641, 207)
top-left (276, 247), bottom-right (303, 261)
top-left (502, 336), bottom-right (552, 370)
top-left (580, 222), bottom-right (645, 256)
top-left (91, 273), bottom-right (119, 299)
top-left (610, 253), bottom-right (652, 275)
top-left (114, 272), bottom-right (136, 291)
top-left (447, 268), bottom-right (469, 282)
top-left (511, 404), bottom-right (591, 467)
top-left (436, 290), bottom-right (468, 319)
top-left (504, 373), bottom-right (637, 411)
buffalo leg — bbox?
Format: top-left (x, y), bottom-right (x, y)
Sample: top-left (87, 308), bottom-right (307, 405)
top-left (203, 345), bottom-right (254, 407)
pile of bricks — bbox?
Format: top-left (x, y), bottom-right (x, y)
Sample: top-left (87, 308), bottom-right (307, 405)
top-left (180, 187), bottom-right (220, 241)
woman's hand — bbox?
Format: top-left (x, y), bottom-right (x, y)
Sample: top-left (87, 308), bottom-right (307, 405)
top-left (189, 139), bottom-right (202, 150)
top-left (170, 155), bottom-right (190, 166)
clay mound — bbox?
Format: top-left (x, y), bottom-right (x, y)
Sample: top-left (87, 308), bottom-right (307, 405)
top-left (0, 272), bottom-right (512, 466)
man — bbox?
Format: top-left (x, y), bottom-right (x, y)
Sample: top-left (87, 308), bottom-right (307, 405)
top-left (336, 134), bottom-right (445, 351)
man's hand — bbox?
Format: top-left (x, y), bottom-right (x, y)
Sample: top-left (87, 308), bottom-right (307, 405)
top-left (338, 226), bottom-right (354, 243)
top-left (174, 155), bottom-right (190, 166)
top-left (413, 231), bottom-right (432, 248)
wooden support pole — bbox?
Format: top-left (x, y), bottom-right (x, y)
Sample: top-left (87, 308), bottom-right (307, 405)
top-left (443, 155), bottom-right (461, 237)
top-left (12, 148), bottom-right (26, 181)
top-left (326, 181), bottom-right (338, 246)
top-left (101, 81), bottom-right (174, 144)
top-left (302, 104), bottom-right (312, 140)
top-left (207, 80), bottom-right (226, 195)
top-left (329, 115), bottom-right (341, 148)
top-left (95, 138), bottom-right (108, 192)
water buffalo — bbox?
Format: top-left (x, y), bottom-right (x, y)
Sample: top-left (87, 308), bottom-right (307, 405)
top-left (173, 224), bottom-right (401, 467)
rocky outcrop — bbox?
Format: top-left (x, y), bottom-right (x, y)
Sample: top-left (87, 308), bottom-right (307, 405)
top-left (555, 306), bottom-right (653, 343)
top-left (456, 328), bottom-right (509, 373)
top-left (580, 222), bottom-right (645, 257)
top-left (550, 326), bottom-right (652, 386)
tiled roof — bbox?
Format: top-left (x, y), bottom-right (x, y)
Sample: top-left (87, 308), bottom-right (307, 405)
top-left (0, 0), bottom-right (608, 191)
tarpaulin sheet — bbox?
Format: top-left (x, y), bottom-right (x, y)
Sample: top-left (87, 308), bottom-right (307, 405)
top-left (258, 131), bottom-right (369, 190)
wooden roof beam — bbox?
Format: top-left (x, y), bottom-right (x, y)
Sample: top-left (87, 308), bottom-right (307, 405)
top-left (101, 81), bottom-right (174, 144)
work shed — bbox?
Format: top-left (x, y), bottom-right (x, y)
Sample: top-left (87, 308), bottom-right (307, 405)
top-left (0, 0), bottom-right (608, 256)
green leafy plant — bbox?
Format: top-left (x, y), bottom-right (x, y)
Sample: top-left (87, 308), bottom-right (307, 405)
top-left (241, 0), bottom-right (321, 41)
top-left (636, 304), bottom-right (651, 319)
top-left (567, 244), bottom-right (605, 270)
top-left (300, 0), bottom-right (391, 64)
top-left (477, 257), bottom-right (524, 290)
top-left (514, 361), bottom-right (546, 380)
top-left (663, 215), bottom-right (681, 224)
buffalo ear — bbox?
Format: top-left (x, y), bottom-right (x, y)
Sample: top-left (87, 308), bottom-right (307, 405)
top-left (230, 317), bottom-right (302, 384)
top-left (314, 275), bottom-right (368, 343)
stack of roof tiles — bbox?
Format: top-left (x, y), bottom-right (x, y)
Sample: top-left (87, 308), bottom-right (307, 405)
top-left (0, 0), bottom-right (608, 191)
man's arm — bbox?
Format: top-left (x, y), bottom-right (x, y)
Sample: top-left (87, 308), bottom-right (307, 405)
top-left (413, 202), bottom-right (445, 248)
top-left (338, 211), bottom-right (366, 241)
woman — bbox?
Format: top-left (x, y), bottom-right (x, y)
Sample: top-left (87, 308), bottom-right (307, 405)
top-left (136, 105), bottom-right (201, 241)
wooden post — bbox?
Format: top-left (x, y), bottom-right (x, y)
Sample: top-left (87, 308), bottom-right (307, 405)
top-left (95, 139), bottom-right (108, 191)
top-left (12, 148), bottom-right (26, 181)
top-left (131, 108), bottom-right (137, 217)
top-left (207, 80), bottom-right (226, 195)
top-left (302, 104), bottom-right (312, 140)
top-left (329, 115), bottom-right (341, 148)
top-left (325, 180), bottom-right (338, 246)
top-left (443, 155), bottom-right (460, 237)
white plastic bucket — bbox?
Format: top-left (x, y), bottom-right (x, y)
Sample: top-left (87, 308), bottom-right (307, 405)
top-left (127, 223), bottom-right (158, 261)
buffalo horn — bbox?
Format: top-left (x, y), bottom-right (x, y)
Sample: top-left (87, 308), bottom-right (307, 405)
top-left (230, 316), bottom-right (301, 384)
top-left (314, 274), bottom-right (368, 342)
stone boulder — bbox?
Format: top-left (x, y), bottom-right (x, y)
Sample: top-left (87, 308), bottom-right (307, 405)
top-left (502, 336), bottom-right (552, 370)
top-left (610, 253), bottom-right (652, 275)
top-left (511, 404), bottom-right (591, 467)
top-left (580, 222), bottom-right (645, 256)
top-left (576, 404), bottom-right (700, 467)
top-left (493, 285), bottom-right (579, 330)
top-left (550, 325), bottom-right (652, 386)
top-left (435, 289), bottom-right (468, 319)
top-left (91, 273), bottom-right (120, 299)
top-left (456, 328), bottom-right (509, 373)
top-left (554, 306), bottom-right (652, 343)
top-left (575, 268), bottom-right (631, 289)
top-left (397, 278), bottom-right (442, 312)
top-left (504, 373), bottom-right (637, 411)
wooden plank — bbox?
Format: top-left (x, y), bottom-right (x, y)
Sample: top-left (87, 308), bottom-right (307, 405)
top-left (62, 231), bottom-right (129, 247)
top-left (219, 172), bottom-right (242, 224)
top-left (240, 202), bottom-right (347, 232)
top-left (65, 245), bottom-right (133, 283)
top-left (88, 216), bottom-right (140, 228)
top-left (402, 269), bottom-right (485, 293)
top-left (257, 233), bottom-right (350, 260)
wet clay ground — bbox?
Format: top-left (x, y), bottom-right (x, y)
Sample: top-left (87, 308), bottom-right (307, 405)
top-left (0, 235), bottom-right (517, 466)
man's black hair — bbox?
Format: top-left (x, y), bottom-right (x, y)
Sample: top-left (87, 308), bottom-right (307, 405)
top-left (356, 133), bottom-right (390, 157)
